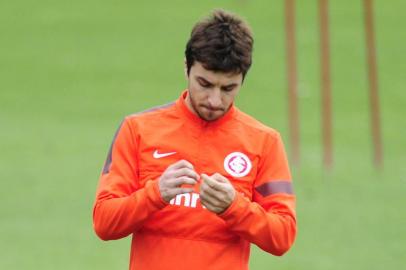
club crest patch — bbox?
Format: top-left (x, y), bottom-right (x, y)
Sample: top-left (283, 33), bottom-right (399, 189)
top-left (224, 152), bottom-right (252, 177)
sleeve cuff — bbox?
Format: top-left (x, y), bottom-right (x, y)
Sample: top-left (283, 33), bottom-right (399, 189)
top-left (218, 192), bottom-right (250, 225)
top-left (144, 179), bottom-right (169, 209)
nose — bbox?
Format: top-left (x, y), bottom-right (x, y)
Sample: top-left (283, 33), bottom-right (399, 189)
top-left (207, 89), bottom-right (222, 109)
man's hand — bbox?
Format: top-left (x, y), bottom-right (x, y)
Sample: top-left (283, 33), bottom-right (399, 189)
top-left (200, 173), bottom-right (236, 214)
top-left (158, 160), bottom-right (199, 202)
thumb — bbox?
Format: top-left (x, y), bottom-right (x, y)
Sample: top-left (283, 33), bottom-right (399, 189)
top-left (201, 173), bottom-right (210, 182)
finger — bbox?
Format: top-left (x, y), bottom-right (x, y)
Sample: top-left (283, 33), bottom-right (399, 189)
top-left (201, 174), bottom-right (223, 191)
top-left (211, 173), bottom-right (229, 183)
top-left (168, 159), bottom-right (194, 170)
top-left (200, 181), bottom-right (224, 198)
top-left (168, 177), bottom-right (197, 187)
top-left (200, 199), bottom-right (222, 214)
top-left (200, 189), bottom-right (222, 207)
top-left (172, 168), bottom-right (199, 180)
top-left (200, 181), bottom-right (226, 202)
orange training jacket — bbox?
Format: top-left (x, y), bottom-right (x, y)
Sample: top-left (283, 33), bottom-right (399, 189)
top-left (93, 90), bottom-right (297, 270)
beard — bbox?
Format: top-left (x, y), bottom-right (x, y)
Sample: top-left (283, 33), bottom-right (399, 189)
top-left (189, 91), bottom-right (224, 121)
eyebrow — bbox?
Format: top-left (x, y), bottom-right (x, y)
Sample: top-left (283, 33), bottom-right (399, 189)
top-left (196, 76), bottom-right (238, 88)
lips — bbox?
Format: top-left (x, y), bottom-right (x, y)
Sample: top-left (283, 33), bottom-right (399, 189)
top-left (201, 105), bottom-right (224, 112)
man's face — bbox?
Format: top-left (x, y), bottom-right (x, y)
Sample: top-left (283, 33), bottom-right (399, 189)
top-left (185, 62), bottom-right (243, 121)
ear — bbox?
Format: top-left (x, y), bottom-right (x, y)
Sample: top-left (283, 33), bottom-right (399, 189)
top-left (184, 58), bottom-right (189, 80)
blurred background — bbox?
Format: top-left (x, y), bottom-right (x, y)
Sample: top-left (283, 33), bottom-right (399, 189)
top-left (1, 0), bottom-right (405, 269)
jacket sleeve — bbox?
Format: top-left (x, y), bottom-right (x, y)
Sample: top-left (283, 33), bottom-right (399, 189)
top-left (219, 132), bottom-right (296, 256)
top-left (92, 117), bottom-right (168, 241)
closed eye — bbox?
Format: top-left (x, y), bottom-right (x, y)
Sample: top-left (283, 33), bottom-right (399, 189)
top-left (221, 84), bottom-right (238, 92)
top-left (222, 86), bottom-right (235, 92)
top-left (200, 81), bottom-right (212, 88)
top-left (197, 78), bottom-right (213, 88)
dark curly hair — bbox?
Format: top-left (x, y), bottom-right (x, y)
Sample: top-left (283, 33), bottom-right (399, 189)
top-left (185, 10), bottom-right (254, 79)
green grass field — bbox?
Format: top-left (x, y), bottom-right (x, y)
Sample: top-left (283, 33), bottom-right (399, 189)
top-left (1, 0), bottom-right (405, 269)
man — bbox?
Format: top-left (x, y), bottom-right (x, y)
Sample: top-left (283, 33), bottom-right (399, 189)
top-left (93, 10), bottom-right (296, 270)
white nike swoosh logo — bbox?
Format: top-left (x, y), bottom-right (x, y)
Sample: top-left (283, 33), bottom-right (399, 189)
top-left (153, 150), bottom-right (177, 159)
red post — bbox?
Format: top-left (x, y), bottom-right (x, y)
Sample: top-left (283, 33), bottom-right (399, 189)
top-left (319, 0), bottom-right (333, 169)
top-left (364, 0), bottom-right (383, 168)
top-left (285, 0), bottom-right (300, 166)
